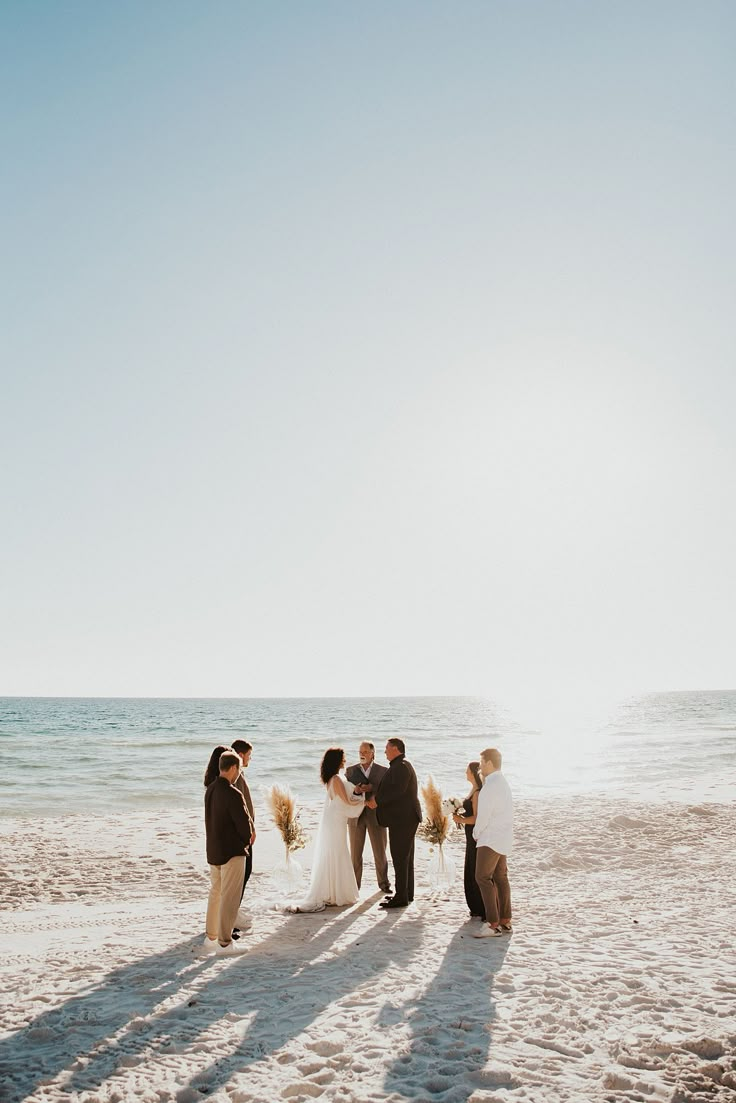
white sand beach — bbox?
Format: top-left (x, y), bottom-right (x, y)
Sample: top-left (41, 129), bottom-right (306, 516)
top-left (1, 797), bottom-right (735, 1103)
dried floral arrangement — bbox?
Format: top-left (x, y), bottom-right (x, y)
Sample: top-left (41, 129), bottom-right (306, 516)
top-left (265, 784), bottom-right (308, 851)
top-left (418, 775), bottom-right (450, 847)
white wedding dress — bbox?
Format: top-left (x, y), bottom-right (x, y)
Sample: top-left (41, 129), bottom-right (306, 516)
top-left (293, 773), bottom-right (364, 912)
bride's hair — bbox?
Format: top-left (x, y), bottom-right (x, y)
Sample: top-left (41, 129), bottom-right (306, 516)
top-left (320, 747), bottom-right (344, 785)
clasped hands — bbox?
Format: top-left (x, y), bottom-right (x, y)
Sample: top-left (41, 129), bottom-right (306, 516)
top-left (351, 782), bottom-right (377, 809)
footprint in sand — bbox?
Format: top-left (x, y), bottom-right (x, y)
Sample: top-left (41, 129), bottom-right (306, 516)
top-left (281, 1082), bottom-right (324, 1098)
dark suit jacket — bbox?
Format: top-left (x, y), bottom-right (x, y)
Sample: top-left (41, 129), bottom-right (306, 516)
top-left (346, 761), bottom-right (387, 796)
top-left (204, 777), bottom-right (251, 866)
top-left (374, 756), bottom-right (422, 830)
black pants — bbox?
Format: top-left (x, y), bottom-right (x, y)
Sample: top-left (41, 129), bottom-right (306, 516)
top-left (239, 845), bottom-right (253, 903)
top-left (388, 824), bottom-right (418, 904)
top-left (463, 830), bottom-right (485, 916)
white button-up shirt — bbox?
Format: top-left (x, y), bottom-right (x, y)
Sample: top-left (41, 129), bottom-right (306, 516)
top-left (473, 771), bottom-right (514, 855)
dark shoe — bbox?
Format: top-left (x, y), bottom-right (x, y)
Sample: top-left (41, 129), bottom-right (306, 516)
top-left (500, 923), bottom-right (513, 933)
top-left (380, 885), bottom-right (392, 894)
top-left (231, 930), bottom-right (241, 940)
top-left (380, 898), bottom-right (408, 909)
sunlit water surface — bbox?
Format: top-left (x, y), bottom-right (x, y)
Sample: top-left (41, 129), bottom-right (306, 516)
top-left (1, 692), bottom-right (734, 817)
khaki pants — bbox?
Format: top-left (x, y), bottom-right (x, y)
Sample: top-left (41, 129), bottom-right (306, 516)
top-left (475, 846), bottom-right (511, 926)
top-left (349, 809), bottom-right (390, 891)
top-left (206, 855), bottom-right (246, 945)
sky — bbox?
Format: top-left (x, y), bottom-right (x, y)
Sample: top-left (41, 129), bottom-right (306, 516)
top-left (1, 1), bottom-right (734, 700)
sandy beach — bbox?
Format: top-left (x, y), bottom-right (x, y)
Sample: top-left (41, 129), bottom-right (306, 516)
top-left (1, 796), bottom-right (734, 1103)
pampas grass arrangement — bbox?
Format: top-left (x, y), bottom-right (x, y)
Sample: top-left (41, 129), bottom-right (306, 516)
top-left (418, 775), bottom-right (450, 847)
top-left (266, 784), bottom-right (308, 852)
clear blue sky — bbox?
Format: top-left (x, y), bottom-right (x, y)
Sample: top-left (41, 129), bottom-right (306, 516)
top-left (2, 2), bottom-right (734, 698)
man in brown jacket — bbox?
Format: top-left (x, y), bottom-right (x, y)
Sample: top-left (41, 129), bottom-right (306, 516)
top-left (203, 750), bottom-right (251, 954)
top-left (346, 741), bottom-right (390, 893)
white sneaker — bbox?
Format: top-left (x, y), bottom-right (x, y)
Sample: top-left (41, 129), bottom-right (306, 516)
top-left (202, 936), bottom-right (218, 952)
top-left (216, 940), bottom-right (248, 955)
top-left (473, 924), bottom-right (502, 938)
top-left (235, 910), bottom-right (253, 929)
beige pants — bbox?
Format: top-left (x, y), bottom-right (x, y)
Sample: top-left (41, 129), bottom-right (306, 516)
top-left (206, 855), bottom-right (246, 945)
top-left (475, 846), bottom-right (511, 926)
top-left (349, 809), bottom-right (390, 891)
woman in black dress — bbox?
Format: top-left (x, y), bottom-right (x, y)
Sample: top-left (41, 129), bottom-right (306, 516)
top-left (453, 761), bottom-right (484, 918)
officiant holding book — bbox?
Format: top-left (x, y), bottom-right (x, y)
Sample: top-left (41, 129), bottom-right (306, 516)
top-left (346, 741), bottom-right (391, 894)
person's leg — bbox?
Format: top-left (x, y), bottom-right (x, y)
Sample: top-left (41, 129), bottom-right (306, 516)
top-left (492, 853), bottom-right (512, 922)
top-left (366, 813), bottom-right (390, 892)
top-left (349, 815), bottom-right (367, 889)
top-left (218, 855), bottom-right (246, 946)
top-left (388, 825), bottom-right (410, 904)
top-left (464, 835), bottom-right (484, 916)
top-left (475, 846), bottom-right (502, 927)
top-left (206, 865), bottom-right (222, 941)
top-left (240, 845), bottom-right (253, 902)
top-left (407, 834), bottom-right (416, 902)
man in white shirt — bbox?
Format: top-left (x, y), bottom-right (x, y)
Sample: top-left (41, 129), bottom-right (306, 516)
top-left (472, 747), bottom-right (513, 938)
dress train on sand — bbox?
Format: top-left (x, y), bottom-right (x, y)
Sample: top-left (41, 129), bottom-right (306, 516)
top-left (292, 774), bottom-right (364, 912)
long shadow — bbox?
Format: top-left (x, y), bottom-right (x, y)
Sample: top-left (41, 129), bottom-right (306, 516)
top-left (142, 900), bottom-right (427, 1100)
top-left (0, 897), bottom-right (425, 1103)
top-left (382, 923), bottom-right (510, 1102)
top-left (0, 936), bottom-right (212, 1103)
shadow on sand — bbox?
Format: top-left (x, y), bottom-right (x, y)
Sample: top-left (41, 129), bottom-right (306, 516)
top-left (0, 896), bottom-right (425, 1102)
top-left (382, 923), bottom-right (511, 1102)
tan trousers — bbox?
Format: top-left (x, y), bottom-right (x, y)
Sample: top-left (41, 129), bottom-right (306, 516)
top-left (349, 809), bottom-right (390, 891)
top-left (206, 855), bottom-right (246, 945)
top-left (475, 846), bottom-right (511, 926)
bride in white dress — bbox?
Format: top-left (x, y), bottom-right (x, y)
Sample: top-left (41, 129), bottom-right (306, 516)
top-left (293, 748), bottom-right (365, 912)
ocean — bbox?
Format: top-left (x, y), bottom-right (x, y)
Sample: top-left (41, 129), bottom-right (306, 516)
top-left (1, 692), bottom-right (735, 818)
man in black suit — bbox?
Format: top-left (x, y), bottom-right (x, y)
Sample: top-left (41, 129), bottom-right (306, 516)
top-left (346, 741), bottom-right (391, 894)
top-left (366, 738), bottom-right (421, 909)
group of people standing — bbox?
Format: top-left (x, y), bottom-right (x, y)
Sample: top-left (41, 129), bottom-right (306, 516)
top-left (294, 738), bottom-right (422, 913)
top-left (202, 740), bottom-right (256, 954)
top-left (201, 737), bottom-right (513, 953)
top-left (454, 748), bottom-right (514, 938)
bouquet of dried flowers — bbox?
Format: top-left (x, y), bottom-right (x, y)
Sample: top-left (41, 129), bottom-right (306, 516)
top-left (265, 784), bottom-right (308, 852)
top-left (418, 776), bottom-right (450, 847)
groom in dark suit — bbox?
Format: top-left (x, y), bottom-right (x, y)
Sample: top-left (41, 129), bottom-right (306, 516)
top-left (366, 738), bottom-right (421, 909)
top-left (346, 741), bottom-right (391, 894)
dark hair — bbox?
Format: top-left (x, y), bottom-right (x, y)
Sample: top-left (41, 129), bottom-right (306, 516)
top-left (387, 737), bottom-right (405, 756)
top-left (468, 761), bottom-right (482, 790)
top-left (320, 747), bottom-right (344, 785)
top-left (232, 740), bottom-right (252, 754)
top-left (219, 751), bottom-right (241, 773)
top-left (204, 745), bottom-right (230, 787)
